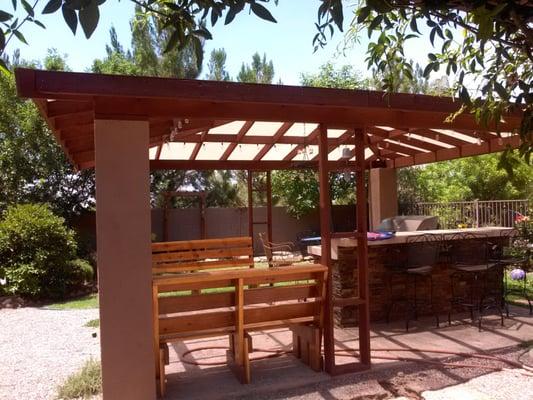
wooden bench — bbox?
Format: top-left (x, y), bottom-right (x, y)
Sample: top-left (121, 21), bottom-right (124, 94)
top-left (152, 263), bottom-right (327, 397)
top-left (152, 237), bottom-right (254, 275)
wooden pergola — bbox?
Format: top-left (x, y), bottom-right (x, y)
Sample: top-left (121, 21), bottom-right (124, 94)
top-left (15, 68), bottom-right (523, 400)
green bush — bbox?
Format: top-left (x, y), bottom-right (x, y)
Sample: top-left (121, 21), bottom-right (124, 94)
top-left (56, 358), bottom-right (101, 399)
top-left (65, 259), bottom-right (94, 290)
top-left (0, 203), bottom-right (90, 299)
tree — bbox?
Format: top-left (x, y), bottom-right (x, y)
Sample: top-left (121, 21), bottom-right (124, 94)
top-left (3, 1), bottom-right (529, 160)
top-left (237, 52), bottom-right (274, 83)
top-left (207, 48), bottom-right (230, 81)
top-left (334, 1), bottom-right (531, 162)
top-left (0, 55), bottom-right (95, 220)
top-left (0, 0), bottom-right (278, 74)
top-left (301, 62), bottom-right (369, 89)
top-left (92, 8), bottom-right (203, 79)
top-left (398, 153), bottom-right (532, 204)
top-left (91, 27), bottom-right (139, 75)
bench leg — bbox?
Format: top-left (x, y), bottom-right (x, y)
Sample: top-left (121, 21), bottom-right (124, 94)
top-left (157, 344), bottom-right (167, 398)
top-left (227, 332), bottom-right (252, 384)
top-left (291, 325), bottom-right (322, 372)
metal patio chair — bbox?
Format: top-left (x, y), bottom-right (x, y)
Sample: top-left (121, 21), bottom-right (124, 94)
top-left (258, 232), bottom-right (302, 268)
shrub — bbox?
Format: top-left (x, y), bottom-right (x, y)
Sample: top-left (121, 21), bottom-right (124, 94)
top-left (56, 358), bottom-right (101, 399)
top-left (65, 259), bottom-right (94, 290)
top-left (0, 203), bottom-right (88, 299)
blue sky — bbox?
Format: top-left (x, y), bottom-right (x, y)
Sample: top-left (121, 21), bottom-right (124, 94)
top-left (8, 1), bottom-right (438, 85)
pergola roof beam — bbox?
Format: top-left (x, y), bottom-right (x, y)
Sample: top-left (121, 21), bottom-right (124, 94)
top-left (220, 121), bottom-right (255, 161)
top-left (14, 68), bottom-right (523, 171)
top-left (283, 127), bottom-right (321, 161)
top-left (253, 122), bottom-right (293, 161)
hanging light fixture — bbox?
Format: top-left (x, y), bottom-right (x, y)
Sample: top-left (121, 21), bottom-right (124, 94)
top-left (341, 147), bottom-right (352, 160)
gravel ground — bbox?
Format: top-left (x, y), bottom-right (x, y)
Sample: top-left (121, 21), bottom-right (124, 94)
top-left (0, 307), bottom-right (100, 400)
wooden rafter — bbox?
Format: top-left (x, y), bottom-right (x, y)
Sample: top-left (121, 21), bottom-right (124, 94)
top-left (220, 121), bottom-right (254, 160)
top-left (410, 128), bottom-right (473, 147)
top-left (283, 127), bottom-right (321, 161)
top-left (253, 122), bottom-right (293, 161)
top-left (15, 68), bottom-right (524, 171)
top-left (189, 130), bottom-right (208, 161)
top-left (311, 129), bottom-right (353, 161)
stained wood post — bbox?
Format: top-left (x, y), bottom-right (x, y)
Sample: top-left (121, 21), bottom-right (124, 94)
top-left (266, 171), bottom-right (273, 243)
top-left (318, 123), bottom-right (335, 373)
top-left (94, 120), bottom-right (156, 399)
top-left (247, 170), bottom-right (253, 244)
top-left (355, 127), bottom-right (371, 366)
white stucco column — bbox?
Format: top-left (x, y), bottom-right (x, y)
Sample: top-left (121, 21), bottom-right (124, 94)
top-left (94, 120), bottom-right (155, 399)
top-left (369, 168), bottom-right (398, 230)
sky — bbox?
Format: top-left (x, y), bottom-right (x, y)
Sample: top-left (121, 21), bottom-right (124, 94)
top-left (7, 0), bottom-right (440, 85)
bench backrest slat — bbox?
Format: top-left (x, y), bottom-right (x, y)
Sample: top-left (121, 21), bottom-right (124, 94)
top-left (152, 237), bottom-right (253, 274)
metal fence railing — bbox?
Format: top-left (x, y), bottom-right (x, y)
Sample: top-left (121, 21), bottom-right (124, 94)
top-left (404, 199), bottom-right (530, 229)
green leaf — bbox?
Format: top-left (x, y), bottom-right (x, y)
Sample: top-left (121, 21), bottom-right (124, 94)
top-left (210, 8), bottom-right (219, 26)
top-left (0, 11), bottom-right (13, 22)
top-left (357, 6), bottom-right (371, 24)
top-left (33, 19), bottom-right (46, 29)
top-left (423, 62), bottom-right (435, 78)
top-left (494, 81), bottom-right (509, 100)
top-left (459, 86), bottom-right (471, 105)
top-left (13, 30), bottom-right (27, 44)
top-left (163, 29), bottom-right (180, 53)
top-left (61, 4), bottom-right (77, 35)
top-left (429, 27), bottom-right (437, 46)
top-left (192, 35), bottom-right (203, 71)
top-left (79, 1), bottom-right (99, 38)
top-left (368, 15), bottom-right (383, 33)
top-left (0, 29), bottom-right (5, 49)
top-left (225, 5), bottom-right (238, 25)
top-left (0, 58), bottom-right (10, 76)
top-left (250, 2), bottom-right (277, 23)
top-left (21, 0), bottom-right (34, 17)
top-left (193, 28), bottom-right (212, 40)
top-left (409, 17), bottom-right (420, 34)
top-left (330, 0), bottom-right (343, 32)
top-left (42, 0), bottom-right (63, 14)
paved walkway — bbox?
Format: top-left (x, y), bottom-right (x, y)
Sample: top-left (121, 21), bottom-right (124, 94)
top-left (164, 306), bottom-right (533, 400)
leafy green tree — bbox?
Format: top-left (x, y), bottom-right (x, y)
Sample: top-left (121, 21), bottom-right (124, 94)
top-left (301, 62), bottom-right (369, 89)
top-left (1, 1), bottom-right (530, 164)
top-left (0, 0), bottom-right (277, 75)
top-left (0, 56), bottom-right (95, 220)
top-left (205, 170), bottom-right (244, 207)
top-left (237, 52), bottom-right (274, 83)
top-left (337, 1), bottom-right (532, 162)
top-left (92, 9), bottom-right (203, 79)
top-left (207, 48), bottom-right (230, 81)
top-left (91, 27), bottom-right (139, 75)
top-left (400, 153), bottom-right (532, 203)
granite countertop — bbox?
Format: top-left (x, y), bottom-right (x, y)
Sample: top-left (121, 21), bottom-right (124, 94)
top-left (308, 226), bottom-right (513, 260)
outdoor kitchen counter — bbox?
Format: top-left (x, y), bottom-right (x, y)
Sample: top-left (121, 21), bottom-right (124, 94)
top-left (307, 227), bottom-right (512, 326)
top-left (307, 227), bottom-right (512, 260)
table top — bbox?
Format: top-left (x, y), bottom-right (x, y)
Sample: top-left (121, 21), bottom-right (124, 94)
top-left (307, 227), bottom-right (513, 260)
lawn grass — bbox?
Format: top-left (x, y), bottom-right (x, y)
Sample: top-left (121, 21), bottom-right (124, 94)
top-left (56, 358), bottom-right (101, 399)
top-left (84, 318), bottom-right (100, 328)
top-left (46, 294), bottom-right (98, 310)
top-left (505, 271), bottom-right (532, 309)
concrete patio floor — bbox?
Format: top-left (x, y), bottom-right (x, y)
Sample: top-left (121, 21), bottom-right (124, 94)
top-left (163, 305), bottom-right (533, 400)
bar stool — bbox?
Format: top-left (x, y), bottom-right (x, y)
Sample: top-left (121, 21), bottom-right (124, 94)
top-left (496, 229), bottom-right (532, 315)
top-left (448, 232), bottom-right (504, 329)
top-left (385, 234), bottom-right (441, 331)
